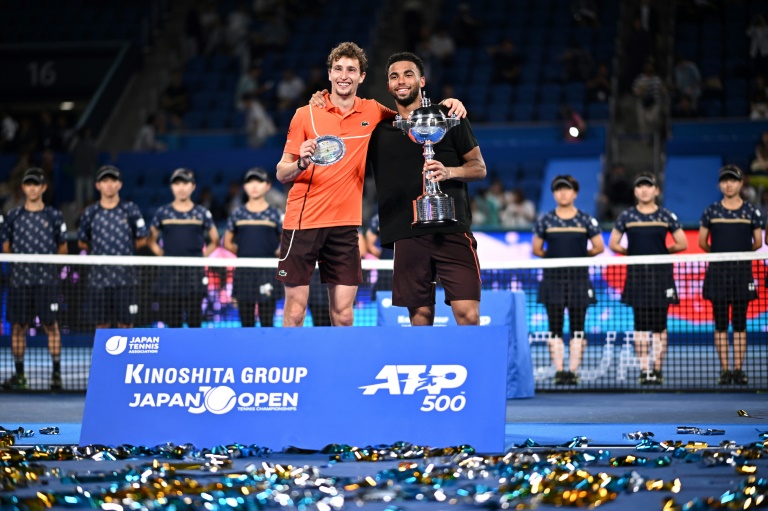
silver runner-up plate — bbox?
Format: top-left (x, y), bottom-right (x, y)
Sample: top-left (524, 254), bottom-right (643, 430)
top-left (310, 135), bottom-right (346, 166)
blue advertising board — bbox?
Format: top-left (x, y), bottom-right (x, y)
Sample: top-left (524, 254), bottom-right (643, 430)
top-left (81, 327), bottom-right (508, 451)
top-left (376, 290), bottom-right (534, 399)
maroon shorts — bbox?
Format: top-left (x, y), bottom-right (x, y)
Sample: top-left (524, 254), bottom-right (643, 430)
top-left (276, 226), bottom-right (362, 286)
top-left (392, 232), bottom-right (481, 307)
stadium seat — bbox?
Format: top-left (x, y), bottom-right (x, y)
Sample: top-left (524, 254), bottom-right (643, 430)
top-left (586, 103), bottom-right (610, 120)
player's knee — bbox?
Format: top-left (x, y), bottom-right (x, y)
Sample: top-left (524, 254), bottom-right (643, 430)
top-left (409, 307), bottom-right (434, 326)
top-left (456, 309), bottom-right (480, 325)
top-left (331, 307), bottom-right (354, 326)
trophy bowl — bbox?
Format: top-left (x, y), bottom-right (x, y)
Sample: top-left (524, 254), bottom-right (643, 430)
top-left (394, 98), bottom-right (460, 228)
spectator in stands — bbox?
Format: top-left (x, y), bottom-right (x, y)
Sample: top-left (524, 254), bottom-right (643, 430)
top-left (487, 38), bottom-right (522, 84)
top-left (1, 110), bottom-right (18, 153)
top-left (183, 6), bottom-right (204, 58)
top-left (672, 94), bottom-right (698, 118)
top-left (199, 1), bottom-right (222, 49)
top-left (622, 19), bottom-right (654, 91)
top-left (430, 28), bottom-right (456, 64)
top-left (203, 18), bottom-right (225, 56)
top-left (148, 168), bottom-right (220, 328)
top-left (608, 173), bottom-right (688, 385)
top-left (500, 188), bottom-right (536, 228)
top-left (71, 127), bottom-right (100, 210)
top-left (257, 14), bottom-right (288, 53)
top-left (0, 168), bottom-right (67, 391)
top-left (599, 163), bottom-right (634, 221)
top-left (56, 114), bottom-right (75, 151)
top-left (225, 2), bottom-right (251, 52)
top-left (276, 68), bottom-right (305, 111)
top-left (225, 181), bottom-right (245, 216)
top-left (38, 149), bottom-right (57, 206)
top-left (750, 75), bottom-right (768, 120)
top-left (741, 179), bottom-right (758, 204)
top-left (469, 196), bottom-right (487, 227)
top-left (562, 104), bottom-right (587, 142)
top-left (533, 175), bottom-right (604, 385)
top-left (12, 117), bottom-right (38, 154)
top-left (487, 176), bottom-right (506, 212)
top-left (559, 41), bottom-right (594, 82)
top-left (750, 131), bottom-right (768, 173)
top-left (673, 56), bottom-right (702, 109)
top-left (587, 63), bottom-right (611, 103)
top-left (699, 165), bottom-right (762, 385)
top-left (632, 60), bottom-right (665, 136)
top-left (7, 152), bottom-right (32, 208)
top-left (571, 0), bottom-right (598, 26)
top-left (759, 189), bottom-right (768, 217)
top-left (749, 131), bottom-right (768, 192)
top-left (223, 168), bottom-right (282, 327)
top-left (235, 64), bottom-right (273, 110)
top-left (747, 15), bottom-right (768, 73)
top-left (160, 71), bottom-right (190, 131)
top-left (472, 188), bottom-right (500, 228)
top-left (77, 165), bottom-right (148, 329)
top-left (635, 0), bottom-right (658, 33)
top-left (265, 181), bottom-right (287, 213)
top-left (452, 3), bottom-right (481, 47)
top-left (242, 92), bottom-right (277, 148)
top-left (305, 66), bottom-right (327, 101)
top-left (401, 0), bottom-right (426, 51)
top-left (38, 111), bottom-right (63, 152)
top-left (198, 186), bottom-right (226, 221)
top-left (134, 114), bottom-right (166, 152)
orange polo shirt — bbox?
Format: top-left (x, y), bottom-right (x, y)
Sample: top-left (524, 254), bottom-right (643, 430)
top-left (282, 95), bottom-right (394, 230)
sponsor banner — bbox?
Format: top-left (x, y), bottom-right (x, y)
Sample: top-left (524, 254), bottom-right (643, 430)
top-left (82, 327), bottom-right (508, 451)
top-left (376, 290), bottom-right (534, 399)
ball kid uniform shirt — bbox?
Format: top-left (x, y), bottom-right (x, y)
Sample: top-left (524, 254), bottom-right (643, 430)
top-left (282, 95), bottom-right (394, 230)
top-left (700, 201), bottom-right (763, 302)
top-left (226, 205), bottom-right (282, 302)
top-left (614, 207), bottom-right (681, 307)
top-left (1, 206), bottom-right (66, 287)
top-left (78, 200), bottom-right (148, 288)
top-left (533, 210), bottom-right (600, 306)
top-left (151, 203), bottom-right (214, 296)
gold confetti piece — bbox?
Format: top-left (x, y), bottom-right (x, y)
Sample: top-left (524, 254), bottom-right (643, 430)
top-left (738, 409), bottom-right (766, 419)
top-left (736, 464), bottom-right (757, 475)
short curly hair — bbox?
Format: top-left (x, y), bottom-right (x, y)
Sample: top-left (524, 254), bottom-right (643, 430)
top-left (326, 42), bottom-right (368, 73)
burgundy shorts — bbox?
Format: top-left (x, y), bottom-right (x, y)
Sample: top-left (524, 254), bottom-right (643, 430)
top-left (276, 226), bottom-right (362, 286)
top-left (392, 232), bottom-right (481, 307)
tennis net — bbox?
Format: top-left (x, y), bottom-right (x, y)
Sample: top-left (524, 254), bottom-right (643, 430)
top-left (0, 251), bottom-right (766, 392)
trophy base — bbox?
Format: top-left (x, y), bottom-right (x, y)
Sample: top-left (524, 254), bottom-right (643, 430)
top-left (412, 194), bottom-right (457, 229)
top-left (411, 219), bottom-right (459, 228)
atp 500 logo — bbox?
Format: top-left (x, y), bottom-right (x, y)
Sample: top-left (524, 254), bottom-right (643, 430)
top-left (359, 365), bottom-right (468, 412)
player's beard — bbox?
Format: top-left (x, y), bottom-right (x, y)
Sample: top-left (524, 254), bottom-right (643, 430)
top-left (392, 86), bottom-right (420, 107)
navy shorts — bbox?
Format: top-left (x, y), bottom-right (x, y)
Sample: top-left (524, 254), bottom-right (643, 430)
top-left (7, 285), bottom-right (59, 325)
top-left (89, 286), bottom-right (139, 325)
top-left (276, 226), bottom-right (362, 286)
top-left (392, 232), bottom-right (481, 307)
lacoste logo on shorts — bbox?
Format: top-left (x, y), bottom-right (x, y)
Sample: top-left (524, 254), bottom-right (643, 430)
top-left (278, 270), bottom-right (287, 276)
top-left (361, 121), bottom-right (369, 126)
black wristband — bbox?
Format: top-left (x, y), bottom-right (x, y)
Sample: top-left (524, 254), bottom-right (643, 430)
top-left (297, 158), bottom-right (308, 171)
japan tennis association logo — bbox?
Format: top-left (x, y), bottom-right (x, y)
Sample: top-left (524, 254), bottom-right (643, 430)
top-left (360, 365), bottom-right (468, 412)
top-left (105, 335), bottom-right (128, 355)
top-left (105, 335), bottom-right (160, 355)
